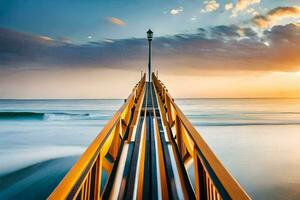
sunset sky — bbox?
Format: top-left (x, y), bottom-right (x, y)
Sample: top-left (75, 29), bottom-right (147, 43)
top-left (1, 0), bottom-right (300, 98)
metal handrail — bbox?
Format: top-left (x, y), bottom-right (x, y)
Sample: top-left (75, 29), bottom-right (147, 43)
top-left (48, 74), bottom-right (146, 200)
top-left (152, 73), bottom-right (250, 200)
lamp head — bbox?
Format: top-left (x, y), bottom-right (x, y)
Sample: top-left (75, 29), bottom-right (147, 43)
top-left (147, 29), bottom-right (153, 41)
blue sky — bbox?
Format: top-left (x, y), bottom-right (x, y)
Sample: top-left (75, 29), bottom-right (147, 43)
top-left (0, 0), bottom-right (297, 43)
top-left (0, 0), bottom-right (300, 98)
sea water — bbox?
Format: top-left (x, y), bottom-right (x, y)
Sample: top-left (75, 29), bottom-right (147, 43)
top-left (0, 99), bottom-right (300, 199)
top-left (177, 98), bottom-right (300, 200)
top-left (0, 99), bottom-right (122, 199)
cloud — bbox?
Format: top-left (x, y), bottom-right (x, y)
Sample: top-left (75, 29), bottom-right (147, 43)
top-left (210, 25), bottom-right (257, 39)
top-left (230, 0), bottom-right (260, 17)
top-left (225, 3), bottom-right (233, 11)
top-left (252, 6), bottom-right (300, 28)
top-left (190, 17), bottom-right (197, 21)
top-left (236, 0), bottom-right (260, 11)
top-left (58, 37), bottom-right (72, 44)
top-left (103, 39), bottom-right (114, 43)
top-left (1, 23), bottom-right (300, 75)
top-left (106, 17), bottom-right (126, 26)
top-left (39, 36), bottom-right (53, 41)
top-left (246, 8), bottom-right (259, 16)
top-left (201, 1), bottom-right (220, 13)
top-left (170, 7), bottom-right (183, 15)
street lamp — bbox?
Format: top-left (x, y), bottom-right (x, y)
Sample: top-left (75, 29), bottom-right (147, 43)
top-left (147, 29), bottom-right (153, 82)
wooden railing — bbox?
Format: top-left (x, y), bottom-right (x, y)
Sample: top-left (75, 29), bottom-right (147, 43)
top-left (152, 73), bottom-right (250, 200)
top-left (48, 75), bottom-right (146, 200)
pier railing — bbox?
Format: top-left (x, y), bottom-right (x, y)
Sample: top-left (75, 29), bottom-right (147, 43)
top-left (48, 75), bottom-right (146, 200)
top-left (152, 73), bottom-right (250, 200)
top-left (49, 72), bottom-right (250, 200)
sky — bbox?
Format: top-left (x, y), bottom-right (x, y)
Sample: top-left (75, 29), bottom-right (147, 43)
top-left (0, 0), bottom-right (300, 98)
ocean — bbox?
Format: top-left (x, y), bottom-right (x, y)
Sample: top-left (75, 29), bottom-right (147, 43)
top-left (0, 99), bottom-right (300, 199)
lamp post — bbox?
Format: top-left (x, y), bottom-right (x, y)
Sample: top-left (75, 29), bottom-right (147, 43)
top-left (147, 29), bottom-right (153, 82)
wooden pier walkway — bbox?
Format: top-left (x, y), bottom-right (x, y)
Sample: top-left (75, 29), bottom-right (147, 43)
top-left (48, 73), bottom-right (250, 200)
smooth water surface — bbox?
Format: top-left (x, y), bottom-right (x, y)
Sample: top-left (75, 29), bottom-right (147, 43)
top-left (177, 98), bottom-right (300, 200)
top-left (0, 98), bottom-right (300, 199)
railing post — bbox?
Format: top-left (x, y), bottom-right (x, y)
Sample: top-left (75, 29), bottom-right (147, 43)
top-left (175, 115), bottom-right (183, 157)
top-left (94, 156), bottom-right (103, 200)
top-left (109, 120), bottom-right (121, 161)
top-left (166, 96), bottom-right (174, 125)
top-left (193, 147), bottom-right (207, 200)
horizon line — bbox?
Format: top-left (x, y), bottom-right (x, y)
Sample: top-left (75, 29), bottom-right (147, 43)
top-left (0, 97), bottom-right (300, 100)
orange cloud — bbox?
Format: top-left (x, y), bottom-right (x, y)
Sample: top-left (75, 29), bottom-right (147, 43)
top-left (106, 17), bottom-right (126, 26)
top-left (230, 0), bottom-right (260, 18)
top-left (201, 1), bottom-right (220, 13)
top-left (253, 6), bottom-right (300, 28)
top-left (236, 0), bottom-right (260, 11)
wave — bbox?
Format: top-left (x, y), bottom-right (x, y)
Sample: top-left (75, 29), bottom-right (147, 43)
top-left (0, 111), bottom-right (90, 121)
top-left (43, 113), bottom-right (89, 121)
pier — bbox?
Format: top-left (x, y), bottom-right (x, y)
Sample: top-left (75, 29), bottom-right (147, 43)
top-left (48, 73), bottom-right (250, 200)
top-left (48, 30), bottom-right (250, 200)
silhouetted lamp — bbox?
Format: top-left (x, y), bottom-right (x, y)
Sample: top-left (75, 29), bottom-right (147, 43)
top-left (147, 29), bottom-right (153, 82)
top-left (147, 29), bottom-right (153, 41)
